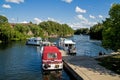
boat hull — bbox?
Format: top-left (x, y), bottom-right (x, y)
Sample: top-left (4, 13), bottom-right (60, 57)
top-left (26, 37), bottom-right (42, 46)
top-left (42, 62), bottom-right (63, 71)
top-left (42, 46), bottom-right (63, 71)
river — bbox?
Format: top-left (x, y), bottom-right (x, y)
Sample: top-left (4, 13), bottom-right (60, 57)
top-left (0, 42), bottom-right (71, 80)
top-left (72, 35), bottom-right (112, 56)
top-left (0, 35), bottom-right (112, 80)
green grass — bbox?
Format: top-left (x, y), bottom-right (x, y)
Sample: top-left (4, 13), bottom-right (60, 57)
top-left (96, 54), bottom-right (120, 74)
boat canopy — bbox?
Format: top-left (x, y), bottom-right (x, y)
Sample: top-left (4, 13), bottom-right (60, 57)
top-left (63, 39), bottom-right (75, 44)
top-left (28, 37), bottom-right (42, 40)
top-left (42, 46), bottom-right (62, 60)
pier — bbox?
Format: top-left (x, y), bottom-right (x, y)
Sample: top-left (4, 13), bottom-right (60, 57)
top-left (61, 51), bottom-right (120, 80)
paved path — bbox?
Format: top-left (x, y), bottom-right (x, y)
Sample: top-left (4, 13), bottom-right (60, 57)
top-left (63, 56), bottom-right (120, 80)
top-left (59, 50), bottom-right (68, 56)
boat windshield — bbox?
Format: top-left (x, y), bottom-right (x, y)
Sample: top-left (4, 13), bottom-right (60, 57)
top-left (65, 44), bottom-right (75, 49)
top-left (65, 44), bottom-right (69, 47)
top-left (47, 53), bottom-right (57, 59)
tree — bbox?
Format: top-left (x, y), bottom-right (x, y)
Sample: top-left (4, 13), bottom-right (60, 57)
top-left (102, 4), bottom-right (120, 51)
top-left (90, 23), bottom-right (103, 40)
top-left (0, 23), bottom-right (15, 41)
top-left (29, 24), bottom-right (44, 37)
top-left (39, 21), bottom-right (74, 37)
top-left (0, 15), bottom-right (8, 24)
top-left (74, 28), bottom-right (89, 35)
top-left (14, 24), bottom-right (30, 34)
top-left (109, 4), bottom-right (120, 21)
top-left (0, 15), bottom-right (14, 41)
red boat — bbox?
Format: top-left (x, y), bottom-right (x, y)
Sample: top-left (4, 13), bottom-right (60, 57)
top-left (42, 46), bottom-right (63, 70)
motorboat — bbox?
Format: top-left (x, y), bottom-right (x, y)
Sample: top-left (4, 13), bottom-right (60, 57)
top-left (57, 38), bottom-right (76, 54)
top-left (42, 46), bottom-right (63, 70)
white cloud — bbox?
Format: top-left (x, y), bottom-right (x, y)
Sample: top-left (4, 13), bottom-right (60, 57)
top-left (110, 3), bottom-right (114, 7)
top-left (47, 17), bottom-right (61, 23)
top-left (2, 4), bottom-right (11, 8)
top-left (75, 6), bottom-right (86, 13)
top-left (5, 0), bottom-right (24, 4)
top-left (89, 15), bottom-right (95, 19)
top-left (20, 21), bottom-right (28, 23)
top-left (77, 15), bottom-right (87, 21)
top-left (68, 15), bottom-right (97, 29)
top-left (34, 18), bottom-right (42, 24)
top-left (62, 0), bottom-right (73, 3)
top-left (48, 17), bottom-right (56, 22)
top-left (11, 18), bottom-right (15, 21)
top-left (69, 21), bottom-right (97, 30)
top-left (98, 15), bottom-right (103, 19)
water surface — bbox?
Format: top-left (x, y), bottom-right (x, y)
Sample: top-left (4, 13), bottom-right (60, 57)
top-left (0, 41), bottom-right (70, 80)
top-left (0, 35), bottom-right (112, 80)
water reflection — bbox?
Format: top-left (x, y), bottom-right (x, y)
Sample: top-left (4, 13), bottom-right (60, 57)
top-left (43, 70), bottom-right (62, 80)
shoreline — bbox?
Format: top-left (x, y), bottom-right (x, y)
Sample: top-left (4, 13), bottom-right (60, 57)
top-left (95, 51), bottom-right (120, 59)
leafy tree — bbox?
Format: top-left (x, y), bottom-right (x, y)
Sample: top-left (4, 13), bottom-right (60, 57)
top-left (102, 4), bottom-right (120, 51)
top-left (29, 24), bottom-right (44, 37)
top-left (74, 28), bottom-right (89, 35)
top-left (0, 15), bottom-right (8, 24)
top-left (0, 15), bottom-right (74, 42)
top-left (39, 21), bottom-right (74, 37)
top-left (14, 24), bottom-right (30, 34)
top-left (0, 15), bottom-right (13, 41)
top-left (90, 23), bottom-right (103, 40)
top-left (0, 23), bottom-right (14, 41)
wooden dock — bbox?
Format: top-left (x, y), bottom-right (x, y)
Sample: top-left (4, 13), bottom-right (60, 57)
top-left (62, 54), bottom-right (120, 80)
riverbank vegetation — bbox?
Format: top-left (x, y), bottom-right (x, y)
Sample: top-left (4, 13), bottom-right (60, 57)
top-left (74, 28), bottom-right (89, 35)
top-left (96, 54), bottom-right (120, 74)
top-left (39, 21), bottom-right (74, 37)
top-left (90, 23), bottom-right (103, 40)
top-left (102, 4), bottom-right (120, 51)
top-left (75, 3), bottom-right (120, 51)
top-left (0, 15), bottom-right (74, 42)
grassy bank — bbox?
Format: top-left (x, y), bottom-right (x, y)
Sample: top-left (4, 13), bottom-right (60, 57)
top-left (96, 54), bottom-right (120, 74)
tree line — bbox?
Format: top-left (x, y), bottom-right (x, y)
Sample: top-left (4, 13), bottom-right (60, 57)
top-left (75, 3), bottom-right (120, 51)
top-left (90, 4), bottom-right (120, 51)
top-left (74, 28), bottom-right (89, 35)
top-left (0, 16), bottom-right (74, 42)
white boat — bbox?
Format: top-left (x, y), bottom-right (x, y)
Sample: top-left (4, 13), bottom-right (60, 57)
top-left (41, 40), bottom-right (51, 46)
top-left (26, 37), bottom-right (42, 46)
top-left (57, 38), bottom-right (76, 54)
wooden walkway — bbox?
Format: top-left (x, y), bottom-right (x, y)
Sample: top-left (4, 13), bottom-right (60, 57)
top-left (63, 56), bottom-right (120, 80)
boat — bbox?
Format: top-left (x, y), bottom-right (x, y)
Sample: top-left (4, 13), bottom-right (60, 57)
top-left (57, 38), bottom-right (76, 54)
top-left (41, 39), bottom-right (51, 46)
top-left (42, 46), bottom-right (63, 70)
top-left (26, 37), bottom-right (42, 46)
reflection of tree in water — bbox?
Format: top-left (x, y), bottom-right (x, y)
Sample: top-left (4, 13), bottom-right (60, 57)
top-left (43, 70), bottom-right (62, 80)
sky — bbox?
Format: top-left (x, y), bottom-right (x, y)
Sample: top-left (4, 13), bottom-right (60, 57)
top-left (0, 0), bottom-right (120, 29)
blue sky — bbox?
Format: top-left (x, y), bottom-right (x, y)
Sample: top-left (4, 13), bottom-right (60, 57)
top-left (0, 0), bottom-right (120, 29)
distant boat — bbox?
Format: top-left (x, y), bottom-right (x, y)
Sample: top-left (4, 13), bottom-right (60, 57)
top-left (41, 39), bottom-right (51, 46)
top-left (41, 46), bottom-right (63, 70)
top-left (26, 37), bottom-right (42, 46)
top-left (57, 38), bottom-right (76, 54)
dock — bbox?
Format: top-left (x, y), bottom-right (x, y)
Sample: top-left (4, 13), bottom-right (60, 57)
top-left (61, 51), bottom-right (120, 80)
